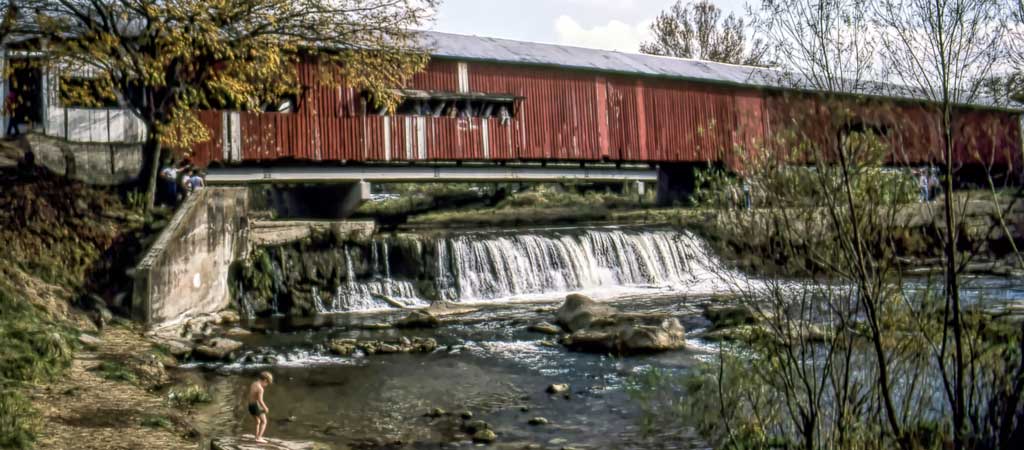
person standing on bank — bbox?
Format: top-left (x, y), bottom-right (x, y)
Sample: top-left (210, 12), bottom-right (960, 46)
top-left (248, 371), bottom-right (273, 443)
top-left (159, 163), bottom-right (179, 205)
top-left (918, 169), bottom-right (930, 203)
top-left (5, 88), bottom-right (19, 138)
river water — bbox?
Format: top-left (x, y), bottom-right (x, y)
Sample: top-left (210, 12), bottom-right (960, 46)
top-left (188, 226), bottom-right (1024, 449)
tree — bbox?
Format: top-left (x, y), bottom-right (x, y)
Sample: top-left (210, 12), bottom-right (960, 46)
top-left (640, 0), bottom-right (768, 66)
top-left (873, 1), bottom-right (1009, 448)
top-left (628, 1), bottom-right (1024, 449)
top-left (29, 0), bottom-right (436, 213)
top-left (1005, 0), bottom-right (1024, 102)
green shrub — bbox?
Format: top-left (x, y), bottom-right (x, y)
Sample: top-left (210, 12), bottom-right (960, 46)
top-left (168, 384), bottom-right (212, 408)
top-left (0, 388), bottom-right (38, 450)
top-left (140, 415), bottom-right (173, 429)
top-left (95, 361), bottom-right (137, 383)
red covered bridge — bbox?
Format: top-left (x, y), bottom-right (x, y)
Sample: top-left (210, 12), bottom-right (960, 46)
top-left (193, 31), bottom-right (1022, 193)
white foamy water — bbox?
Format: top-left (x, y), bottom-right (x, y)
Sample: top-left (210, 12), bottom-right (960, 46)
top-left (311, 228), bottom-right (743, 313)
top-left (440, 229), bottom-right (739, 303)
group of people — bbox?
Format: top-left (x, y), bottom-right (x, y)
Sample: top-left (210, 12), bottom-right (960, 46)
top-left (916, 168), bottom-right (941, 203)
top-left (159, 160), bottom-right (206, 206)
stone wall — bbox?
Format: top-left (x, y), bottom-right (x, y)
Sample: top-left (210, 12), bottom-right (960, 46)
top-left (132, 187), bottom-right (250, 327)
top-left (27, 132), bottom-right (143, 185)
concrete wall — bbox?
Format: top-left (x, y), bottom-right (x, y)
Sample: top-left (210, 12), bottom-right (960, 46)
top-left (132, 187), bottom-right (250, 327)
top-left (248, 220), bottom-right (377, 247)
top-left (27, 132), bottom-right (143, 185)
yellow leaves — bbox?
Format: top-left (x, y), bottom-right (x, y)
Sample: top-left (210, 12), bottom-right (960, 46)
top-left (39, 0), bottom-right (434, 148)
top-left (158, 107), bottom-right (211, 148)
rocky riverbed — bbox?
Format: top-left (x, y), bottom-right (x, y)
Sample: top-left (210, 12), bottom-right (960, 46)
top-left (159, 276), bottom-right (1021, 449)
top-left (179, 293), bottom-right (718, 449)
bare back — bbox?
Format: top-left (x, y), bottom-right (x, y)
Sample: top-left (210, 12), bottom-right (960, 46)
top-left (249, 381), bottom-right (264, 404)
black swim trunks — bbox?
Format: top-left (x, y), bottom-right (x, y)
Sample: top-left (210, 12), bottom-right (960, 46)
top-left (248, 403), bottom-right (265, 416)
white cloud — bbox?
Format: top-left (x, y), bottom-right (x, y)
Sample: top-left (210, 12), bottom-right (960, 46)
top-left (554, 15), bottom-right (652, 52)
top-left (565, 0), bottom-right (638, 9)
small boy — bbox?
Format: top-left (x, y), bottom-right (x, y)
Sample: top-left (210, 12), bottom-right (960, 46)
top-left (248, 371), bottom-right (273, 443)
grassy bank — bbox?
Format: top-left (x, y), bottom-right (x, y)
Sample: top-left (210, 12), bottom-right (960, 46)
top-left (369, 182), bottom-right (656, 228)
top-left (0, 276), bottom-right (75, 449)
top-left (0, 166), bottom-right (163, 448)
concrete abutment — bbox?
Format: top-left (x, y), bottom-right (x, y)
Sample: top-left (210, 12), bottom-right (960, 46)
top-left (131, 184), bottom-right (374, 328)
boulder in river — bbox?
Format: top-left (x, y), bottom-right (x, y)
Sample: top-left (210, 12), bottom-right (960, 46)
top-left (619, 319), bottom-right (687, 353)
top-left (554, 295), bottom-right (686, 355)
top-left (328, 337), bottom-right (438, 356)
top-left (328, 341), bottom-right (356, 356)
top-left (211, 436), bottom-right (329, 450)
top-left (472, 429), bottom-right (497, 443)
top-left (555, 294), bottom-right (615, 332)
top-left (194, 337), bottom-right (243, 360)
top-left (546, 383), bottom-right (570, 394)
top-left (463, 419), bottom-right (490, 433)
top-left (703, 305), bottom-right (757, 330)
top-left (395, 310), bottom-right (441, 328)
top-left (528, 322), bottom-right (562, 335)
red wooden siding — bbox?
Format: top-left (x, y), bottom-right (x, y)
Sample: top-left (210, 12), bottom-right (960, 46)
top-left (188, 110), bottom-right (224, 167)
top-left (194, 59), bottom-right (1021, 170)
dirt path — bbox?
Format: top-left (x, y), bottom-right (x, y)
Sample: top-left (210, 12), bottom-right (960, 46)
top-left (29, 327), bottom-right (201, 450)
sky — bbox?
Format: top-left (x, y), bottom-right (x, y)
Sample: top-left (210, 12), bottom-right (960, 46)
top-left (432, 0), bottom-right (749, 53)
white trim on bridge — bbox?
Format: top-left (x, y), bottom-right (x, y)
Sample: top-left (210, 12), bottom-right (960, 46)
top-left (205, 165), bottom-right (658, 184)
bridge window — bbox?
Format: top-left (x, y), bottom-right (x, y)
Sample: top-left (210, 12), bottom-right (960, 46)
top-left (264, 93), bottom-right (299, 113)
top-left (363, 90), bottom-right (518, 123)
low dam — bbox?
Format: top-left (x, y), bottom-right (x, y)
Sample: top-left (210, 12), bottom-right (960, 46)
top-left (232, 226), bottom-right (734, 317)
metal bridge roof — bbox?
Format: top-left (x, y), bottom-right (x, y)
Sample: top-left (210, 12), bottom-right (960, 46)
top-left (423, 30), bottom-right (765, 87)
top-left (421, 31), bottom-right (1018, 111)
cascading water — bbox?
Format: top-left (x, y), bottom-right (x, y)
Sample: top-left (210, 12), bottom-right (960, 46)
top-left (239, 226), bottom-right (735, 315)
top-left (316, 243), bottom-right (427, 313)
top-left (325, 227), bottom-right (729, 311)
top-left (441, 228), bottom-right (728, 302)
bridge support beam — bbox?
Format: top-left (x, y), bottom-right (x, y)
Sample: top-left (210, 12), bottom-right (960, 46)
top-left (251, 181), bottom-right (371, 220)
top-left (656, 163), bottom-right (699, 207)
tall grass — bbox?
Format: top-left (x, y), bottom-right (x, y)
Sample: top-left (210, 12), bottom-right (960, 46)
top-left (0, 277), bottom-right (75, 449)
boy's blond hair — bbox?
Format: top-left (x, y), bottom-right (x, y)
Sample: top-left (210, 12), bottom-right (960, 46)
top-left (258, 371), bottom-right (274, 384)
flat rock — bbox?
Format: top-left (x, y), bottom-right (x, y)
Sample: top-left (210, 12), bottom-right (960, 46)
top-left (395, 310), bottom-right (440, 328)
top-left (555, 294), bottom-right (615, 332)
top-left (224, 327), bottom-right (252, 338)
top-left (211, 435), bottom-right (330, 450)
top-left (218, 310), bottom-right (242, 324)
top-left (78, 334), bottom-right (102, 347)
top-left (528, 322), bottom-right (562, 335)
top-left (159, 339), bottom-right (194, 358)
top-left (194, 337), bottom-right (243, 360)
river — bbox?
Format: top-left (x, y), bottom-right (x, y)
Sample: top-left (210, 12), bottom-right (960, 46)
top-left (184, 226), bottom-right (1024, 449)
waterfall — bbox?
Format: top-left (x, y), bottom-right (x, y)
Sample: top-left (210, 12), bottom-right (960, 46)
top-left (317, 241), bottom-right (428, 313)
top-left (445, 228), bottom-right (723, 302)
top-left (272, 227), bottom-right (731, 314)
